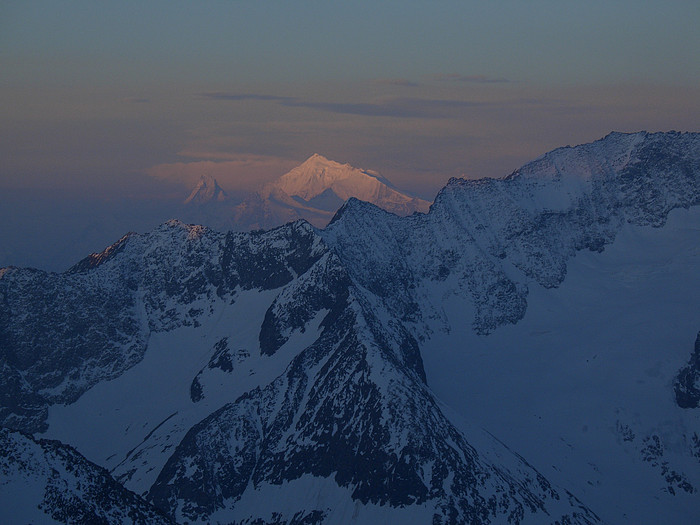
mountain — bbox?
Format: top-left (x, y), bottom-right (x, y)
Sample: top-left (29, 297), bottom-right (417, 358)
top-left (184, 174), bottom-right (229, 205)
top-left (1, 131), bottom-right (699, 524)
top-left (0, 428), bottom-right (173, 524)
top-left (230, 184), bottom-right (337, 231)
top-left (182, 155), bottom-right (431, 231)
top-left (267, 154), bottom-right (430, 215)
top-left (0, 221), bottom-right (598, 524)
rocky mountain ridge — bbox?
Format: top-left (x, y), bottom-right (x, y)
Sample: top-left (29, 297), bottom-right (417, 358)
top-left (1, 131), bottom-right (698, 524)
top-left (0, 428), bottom-right (173, 524)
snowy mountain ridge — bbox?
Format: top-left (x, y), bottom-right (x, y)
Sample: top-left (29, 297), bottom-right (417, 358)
top-left (1, 131), bottom-right (699, 524)
top-left (0, 428), bottom-right (173, 524)
top-left (182, 154), bottom-right (431, 231)
top-left (323, 130), bottom-right (699, 334)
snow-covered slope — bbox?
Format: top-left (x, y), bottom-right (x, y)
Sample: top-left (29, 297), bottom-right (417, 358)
top-left (419, 205), bottom-right (700, 524)
top-left (0, 428), bottom-right (173, 524)
top-left (1, 131), bottom-right (698, 524)
top-left (147, 249), bottom-right (597, 524)
top-left (319, 130), bottom-right (700, 523)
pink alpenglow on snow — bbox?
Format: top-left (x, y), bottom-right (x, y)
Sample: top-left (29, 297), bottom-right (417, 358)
top-left (182, 154), bottom-right (432, 232)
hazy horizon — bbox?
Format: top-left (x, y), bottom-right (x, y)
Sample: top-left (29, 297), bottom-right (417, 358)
top-left (2, 1), bottom-right (699, 270)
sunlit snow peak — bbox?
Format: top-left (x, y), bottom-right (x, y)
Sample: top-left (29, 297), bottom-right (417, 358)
top-left (184, 174), bottom-right (229, 205)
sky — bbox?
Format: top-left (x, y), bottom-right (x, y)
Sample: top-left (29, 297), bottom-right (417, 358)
top-left (1, 0), bottom-right (699, 270)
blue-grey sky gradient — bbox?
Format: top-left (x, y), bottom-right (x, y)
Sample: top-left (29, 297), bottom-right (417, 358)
top-left (1, 1), bottom-right (699, 269)
top-left (4, 1), bottom-right (700, 85)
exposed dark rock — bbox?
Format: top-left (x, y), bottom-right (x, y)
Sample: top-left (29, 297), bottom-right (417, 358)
top-left (674, 332), bottom-right (700, 409)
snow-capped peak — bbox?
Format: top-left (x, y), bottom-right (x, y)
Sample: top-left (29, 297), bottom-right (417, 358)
top-left (301, 153), bottom-right (345, 169)
top-left (271, 154), bottom-right (378, 200)
top-left (265, 154), bottom-right (431, 216)
top-left (184, 174), bottom-right (229, 205)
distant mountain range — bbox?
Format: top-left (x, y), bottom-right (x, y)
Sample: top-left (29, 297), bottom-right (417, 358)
top-left (183, 174), bottom-right (229, 205)
top-left (1, 132), bottom-right (699, 524)
top-left (183, 154), bottom-right (431, 230)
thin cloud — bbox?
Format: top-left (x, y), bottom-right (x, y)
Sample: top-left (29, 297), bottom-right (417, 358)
top-left (177, 149), bottom-right (254, 161)
top-left (284, 98), bottom-right (481, 118)
top-left (198, 92), bottom-right (296, 102)
top-left (374, 78), bottom-right (420, 88)
top-left (433, 74), bottom-right (510, 84)
top-left (198, 91), bottom-right (481, 119)
top-left (121, 96), bottom-right (150, 103)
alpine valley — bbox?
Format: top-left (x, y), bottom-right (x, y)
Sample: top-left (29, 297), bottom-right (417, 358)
top-left (1, 131), bottom-right (699, 524)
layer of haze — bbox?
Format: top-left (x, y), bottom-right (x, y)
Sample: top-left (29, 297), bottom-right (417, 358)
top-left (1, 1), bottom-right (699, 271)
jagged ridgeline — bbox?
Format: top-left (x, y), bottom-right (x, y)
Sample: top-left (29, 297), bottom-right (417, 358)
top-left (1, 131), bottom-right (698, 524)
